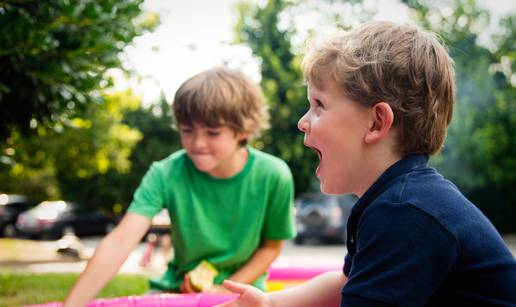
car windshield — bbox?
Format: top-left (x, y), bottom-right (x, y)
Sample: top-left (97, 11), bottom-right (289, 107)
top-left (31, 201), bottom-right (69, 219)
top-left (0, 194), bottom-right (28, 206)
top-left (297, 194), bottom-right (332, 208)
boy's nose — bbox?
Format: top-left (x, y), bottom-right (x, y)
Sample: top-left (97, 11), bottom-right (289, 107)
top-left (192, 135), bottom-right (207, 149)
top-left (297, 114), bottom-right (309, 133)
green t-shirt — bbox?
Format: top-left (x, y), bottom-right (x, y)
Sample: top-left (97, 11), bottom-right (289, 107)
top-left (127, 147), bottom-right (296, 291)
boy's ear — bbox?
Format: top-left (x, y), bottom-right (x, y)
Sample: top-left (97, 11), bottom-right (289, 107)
top-left (364, 102), bottom-right (394, 144)
top-left (236, 131), bottom-right (250, 142)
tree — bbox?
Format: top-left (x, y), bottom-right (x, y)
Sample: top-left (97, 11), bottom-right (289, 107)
top-left (0, 90), bottom-right (143, 208)
top-left (55, 90), bottom-right (143, 208)
top-left (87, 95), bottom-right (181, 213)
top-left (0, 0), bottom-right (158, 140)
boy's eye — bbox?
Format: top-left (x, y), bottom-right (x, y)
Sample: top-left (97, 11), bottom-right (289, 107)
top-left (207, 130), bottom-right (221, 136)
top-left (315, 99), bottom-right (324, 108)
top-left (180, 128), bottom-right (193, 134)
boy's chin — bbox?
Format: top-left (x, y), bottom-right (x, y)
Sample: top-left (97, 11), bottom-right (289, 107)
top-left (320, 181), bottom-right (351, 195)
top-left (192, 163), bottom-right (214, 173)
top-left (319, 183), bottom-right (340, 195)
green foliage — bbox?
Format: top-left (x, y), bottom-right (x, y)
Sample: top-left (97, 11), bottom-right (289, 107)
top-left (0, 89), bottom-right (180, 213)
top-left (0, 0), bottom-right (158, 140)
top-left (0, 0), bottom-right (162, 211)
top-left (55, 90), bottom-right (144, 208)
top-left (74, 95), bottom-right (181, 213)
top-left (0, 272), bottom-right (147, 306)
top-left (0, 90), bottom-right (143, 208)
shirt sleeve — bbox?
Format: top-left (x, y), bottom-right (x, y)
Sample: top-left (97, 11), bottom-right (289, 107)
top-left (343, 253), bottom-right (351, 277)
top-left (127, 162), bottom-right (165, 219)
top-left (342, 202), bottom-right (457, 306)
top-left (261, 161), bottom-right (296, 240)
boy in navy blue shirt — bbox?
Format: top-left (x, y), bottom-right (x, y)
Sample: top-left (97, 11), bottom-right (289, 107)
top-left (220, 21), bottom-right (516, 306)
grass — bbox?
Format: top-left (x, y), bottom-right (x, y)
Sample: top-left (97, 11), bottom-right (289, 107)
top-left (0, 272), bottom-right (149, 307)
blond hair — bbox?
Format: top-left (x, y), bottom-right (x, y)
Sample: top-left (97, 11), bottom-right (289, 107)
top-left (173, 67), bottom-right (269, 143)
top-left (302, 21), bottom-right (456, 155)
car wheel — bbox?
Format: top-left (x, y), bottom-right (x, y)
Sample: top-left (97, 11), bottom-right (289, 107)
top-left (62, 225), bottom-right (75, 236)
top-left (294, 235), bottom-right (305, 245)
top-left (340, 230), bottom-right (347, 245)
top-left (105, 222), bottom-right (116, 234)
top-left (3, 225), bottom-right (16, 237)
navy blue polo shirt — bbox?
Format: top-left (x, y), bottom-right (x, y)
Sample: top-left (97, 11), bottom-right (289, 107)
top-left (341, 154), bottom-right (516, 306)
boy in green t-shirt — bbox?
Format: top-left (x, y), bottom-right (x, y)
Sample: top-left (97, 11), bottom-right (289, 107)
top-left (64, 67), bottom-right (296, 306)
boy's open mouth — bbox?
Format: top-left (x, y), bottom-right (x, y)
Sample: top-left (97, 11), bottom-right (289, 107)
top-left (303, 139), bottom-right (323, 177)
top-left (304, 142), bottom-right (322, 160)
top-left (312, 147), bottom-right (322, 177)
top-left (313, 147), bottom-right (322, 160)
top-left (305, 144), bottom-right (322, 176)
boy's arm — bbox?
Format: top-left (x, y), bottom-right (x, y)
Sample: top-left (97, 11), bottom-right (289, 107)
top-left (63, 213), bottom-right (151, 307)
top-left (221, 271), bottom-right (347, 307)
top-left (228, 239), bottom-right (284, 285)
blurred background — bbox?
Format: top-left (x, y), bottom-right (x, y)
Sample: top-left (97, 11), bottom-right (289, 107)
top-left (0, 0), bottom-right (516, 241)
top-left (1, 0), bottom-right (515, 234)
top-left (0, 0), bottom-right (516, 233)
top-left (0, 0), bottom-right (514, 304)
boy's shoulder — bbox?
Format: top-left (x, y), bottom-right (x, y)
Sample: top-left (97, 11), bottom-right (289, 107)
top-left (371, 166), bottom-right (469, 215)
top-left (250, 147), bottom-right (286, 163)
top-left (364, 163), bottom-right (489, 239)
top-left (249, 147), bottom-right (292, 176)
top-left (395, 168), bottom-right (469, 212)
top-left (150, 149), bottom-right (188, 172)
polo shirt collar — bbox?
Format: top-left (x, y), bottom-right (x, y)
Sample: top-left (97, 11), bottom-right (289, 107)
top-left (354, 154), bottom-right (429, 214)
top-left (346, 154), bottom-right (429, 254)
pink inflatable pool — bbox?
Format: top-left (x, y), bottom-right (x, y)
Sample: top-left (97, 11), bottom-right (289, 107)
top-left (267, 265), bottom-right (340, 280)
top-left (24, 265), bottom-right (341, 306)
top-left (266, 265), bottom-right (341, 291)
top-left (23, 293), bottom-right (239, 307)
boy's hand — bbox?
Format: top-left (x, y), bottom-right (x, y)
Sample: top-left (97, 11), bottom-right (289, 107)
top-left (181, 274), bottom-right (230, 294)
top-left (180, 274), bottom-right (195, 293)
top-left (206, 284), bottom-right (231, 294)
top-left (216, 280), bottom-right (270, 307)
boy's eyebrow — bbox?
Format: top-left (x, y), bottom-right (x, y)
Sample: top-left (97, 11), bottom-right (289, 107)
top-left (180, 122), bottom-right (225, 129)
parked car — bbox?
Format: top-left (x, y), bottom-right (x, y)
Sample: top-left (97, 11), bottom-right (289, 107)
top-left (149, 208), bottom-right (171, 235)
top-left (0, 194), bottom-right (36, 237)
top-left (16, 200), bottom-right (117, 239)
top-left (294, 193), bottom-right (357, 245)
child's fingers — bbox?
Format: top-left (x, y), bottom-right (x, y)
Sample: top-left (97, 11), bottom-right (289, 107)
top-left (222, 279), bottom-right (248, 294)
top-left (179, 278), bottom-right (186, 293)
top-left (182, 274), bottom-right (195, 293)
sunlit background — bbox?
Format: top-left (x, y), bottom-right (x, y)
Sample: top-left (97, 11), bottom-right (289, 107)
top-left (1, 0), bottom-right (514, 229)
top-left (1, 0), bottom-right (515, 231)
top-left (119, 0), bottom-right (514, 105)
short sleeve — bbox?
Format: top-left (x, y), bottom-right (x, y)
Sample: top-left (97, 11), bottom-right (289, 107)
top-left (342, 203), bottom-right (457, 306)
top-left (343, 253), bottom-right (351, 277)
top-left (261, 162), bottom-right (296, 240)
top-left (127, 162), bottom-right (165, 219)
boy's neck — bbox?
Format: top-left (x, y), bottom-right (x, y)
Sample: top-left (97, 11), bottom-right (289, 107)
top-left (356, 146), bottom-right (402, 197)
top-left (207, 146), bottom-right (249, 179)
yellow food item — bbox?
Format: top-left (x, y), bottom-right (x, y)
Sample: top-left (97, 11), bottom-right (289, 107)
top-left (189, 260), bottom-right (219, 292)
